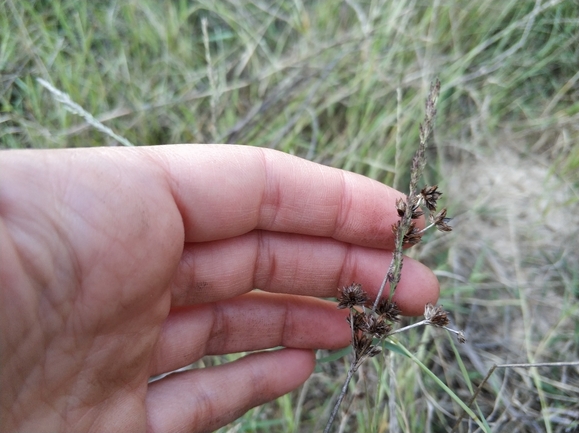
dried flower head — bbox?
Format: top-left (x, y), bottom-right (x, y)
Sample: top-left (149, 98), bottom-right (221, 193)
top-left (424, 302), bottom-right (450, 327)
top-left (396, 197), bottom-right (423, 219)
top-left (395, 197), bottom-right (406, 217)
top-left (404, 223), bottom-right (423, 245)
top-left (360, 315), bottom-right (392, 337)
top-left (375, 299), bottom-right (401, 322)
top-left (337, 283), bottom-right (368, 309)
top-left (391, 221), bottom-right (422, 245)
top-left (420, 185), bottom-right (443, 211)
top-left (430, 208), bottom-right (453, 232)
top-left (353, 333), bottom-right (379, 361)
top-left (346, 310), bottom-right (366, 330)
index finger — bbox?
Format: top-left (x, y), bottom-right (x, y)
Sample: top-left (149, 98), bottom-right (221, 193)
top-left (148, 144), bottom-right (421, 247)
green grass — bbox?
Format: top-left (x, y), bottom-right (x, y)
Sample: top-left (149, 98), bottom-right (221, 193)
top-left (3, 0), bottom-right (579, 432)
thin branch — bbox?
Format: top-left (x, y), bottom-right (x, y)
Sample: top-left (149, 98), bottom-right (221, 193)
top-left (323, 363), bottom-right (357, 433)
top-left (202, 18), bottom-right (219, 141)
top-left (393, 87), bottom-right (403, 191)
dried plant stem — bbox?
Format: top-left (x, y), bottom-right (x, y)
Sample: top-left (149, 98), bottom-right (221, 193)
top-left (387, 353), bottom-right (400, 433)
top-left (372, 79), bottom-right (440, 310)
top-left (325, 305), bottom-right (385, 433)
top-left (388, 320), bottom-right (428, 335)
top-left (323, 362), bottom-right (357, 433)
top-left (393, 86), bottom-right (403, 191)
top-left (325, 310), bottom-right (359, 432)
top-left (202, 18), bottom-right (219, 141)
top-left (325, 79), bottom-right (447, 433)
top-left (36, 78), bottom-right (135, 147)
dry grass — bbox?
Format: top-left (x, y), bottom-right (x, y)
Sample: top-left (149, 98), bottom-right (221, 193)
top-left (2, 0), bottom-right (579, 431)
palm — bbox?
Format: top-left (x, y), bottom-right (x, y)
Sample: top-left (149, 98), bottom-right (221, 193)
top-left (0, 145), bottom-right (439, 432)
top-left (0, 149), bottom-right (182, 430)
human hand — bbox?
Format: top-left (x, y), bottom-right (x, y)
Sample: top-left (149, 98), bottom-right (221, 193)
top-left (0, 144), bottom-right (438, 432)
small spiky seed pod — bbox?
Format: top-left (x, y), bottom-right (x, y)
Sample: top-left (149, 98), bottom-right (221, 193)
top-left (353, 333), bottom-right (378, 360)
top-left (337, 283), bottom-right (368, 309)
top-left (360, 315), bottom-right (392, 337)
top-left (346, 310), bottom-right (366, 330)
top-left (375, 299), bottom-right (401, 322)
top-left (396, 197), bottom-right (424, 219)
top-left (395, 197), bottom-right (406, 217)
top-left (391, 221), bottom-right (423, 245)
top-left (430, 208), bottom-right (453, 232)
top-left (424, 303), bottom-right (450, 327)
top-left (404, 223), bottom-right (423, 245)
top-left (420, 185), bottom-right (443, 211)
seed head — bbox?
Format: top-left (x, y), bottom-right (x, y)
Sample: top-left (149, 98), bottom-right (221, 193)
top-left (337, 283), bottom-right (368, 309)
top-left (404, 223), bottom-right (423, 245)
top-left (396, 197), bottom-right (424, 219)
top-left (430, 208), bottom-right (453, 232)
top-left (424, 302), bottom-right (450, 327)
top-left (353, 333), bottom-right (378, 360)
top-left (346, 310), bottom-right (366, 330)
top-left (420, 185), bottom-right (443, 211)
top-left (360, 315), bottom-right (392, 337)
top-left (395, 197), bottom-right (406, 217)
top-left (391, 221), bottom-right (423, 245)
top-left (375, 299), bottom-right (401, 322)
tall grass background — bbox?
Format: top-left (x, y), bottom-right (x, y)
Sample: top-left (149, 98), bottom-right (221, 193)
top-left (2, 0), bottom-right (579, 431)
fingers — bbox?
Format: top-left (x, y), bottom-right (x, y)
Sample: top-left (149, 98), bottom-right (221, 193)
top-left (170, 231), bottom-right (439, 313)
top-left (147, 144), bottom-right (420, 247)
top-left (149, 291), bottom-right (350, 376)
top-left (146, 348), bottom-right (315, 433)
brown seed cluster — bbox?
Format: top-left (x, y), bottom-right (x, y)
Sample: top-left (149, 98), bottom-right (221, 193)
top-left (337, 284), bottom-right (402, 367)
top-left (420, 185), bottom-right (443, 211)
top-left (391, 184), bottom-right (453, 247)
top-left (337, 283), bottom-right (368, 309)
top-left (337, 284), bottom-right (466, 371)
top-left (424, 302), bottom-right (450, 327)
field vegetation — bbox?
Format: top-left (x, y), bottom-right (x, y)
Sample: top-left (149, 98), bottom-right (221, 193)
top-left (2, 0), bottom-right (579, 431)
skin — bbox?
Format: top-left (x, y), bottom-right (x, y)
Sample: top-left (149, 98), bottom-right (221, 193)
top-left (0, 144), bottom-right (439, 432)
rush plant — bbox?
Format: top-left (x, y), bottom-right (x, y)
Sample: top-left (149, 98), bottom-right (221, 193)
top-left (324, 79), bottom-right (465, 433)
